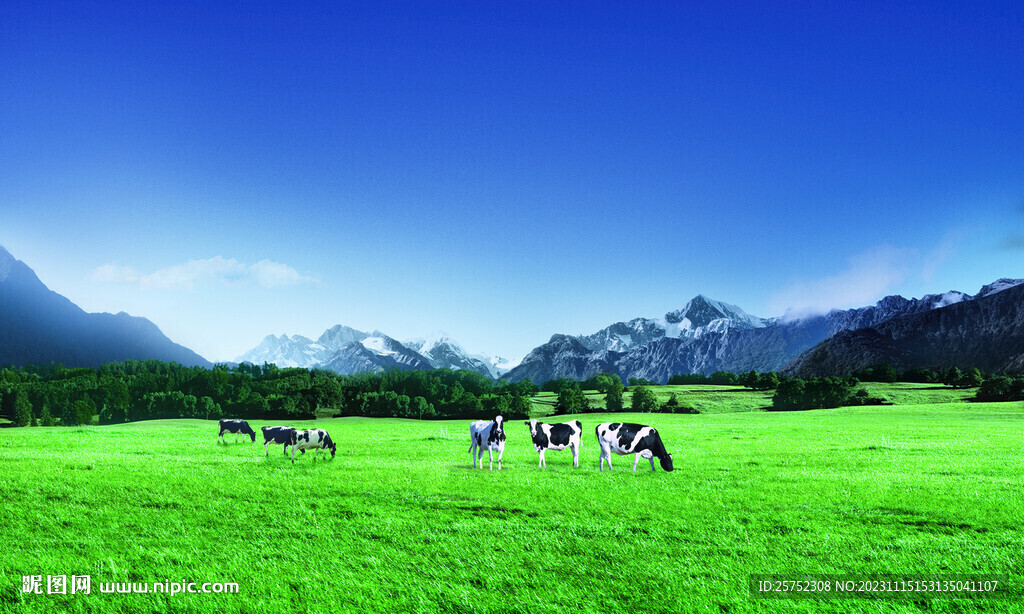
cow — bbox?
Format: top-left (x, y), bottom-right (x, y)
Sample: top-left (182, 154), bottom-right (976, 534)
top-left (261, 426), bottom-right (297, 456)
top-left (289, 428), bottom-right (336, 463)
top-left (524, 419), bottom-right (582, 468)
top-left (468, 415), bottom-right (506, 470)
top-left (595, 422), bottom-right (674, 472)
top-left (218, 419), bottom-right (256, 444)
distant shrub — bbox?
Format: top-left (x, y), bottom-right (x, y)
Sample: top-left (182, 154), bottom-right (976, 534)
top-left (654, 403), bottom-right (699, 414)
top-left (976, 376), bottom-right (1024, 402)
top-left (771, 376), bottom-right (866, 411)
top-left (630, 386), bottom-right (659, 413)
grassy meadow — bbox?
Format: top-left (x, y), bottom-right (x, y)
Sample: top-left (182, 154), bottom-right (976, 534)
top-left (2, 384), bottom-right (1022, 613)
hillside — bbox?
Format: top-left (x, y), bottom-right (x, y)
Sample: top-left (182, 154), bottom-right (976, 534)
top-left (784, 281), bottom-right (1024, 377)
top-left (0, 246), bottom-right (210, 368)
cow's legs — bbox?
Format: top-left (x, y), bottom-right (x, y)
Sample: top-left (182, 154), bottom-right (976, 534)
top-left (598, 442), bottom-right (612, 471)
top-left (538, 449), bottom-right (545, 469)
top-left (264, 442), bottom-right (270, 456)
top-left (633, 453), bottom-right (641, 473)
top-left (488, 448), bottom-right (494, 470)
top-left (497, 446), bottom-right (503, 470)
top-left (649, 456), bottom-right (657, 471)
top-left (571, 444), bottom-right (579, 468)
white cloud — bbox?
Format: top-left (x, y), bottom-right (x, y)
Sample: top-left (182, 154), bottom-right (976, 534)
top-left (88, 257), bottom-right (319, 290)
top-left (87, 263), bottom-right (140, 284)
top-left (769, 245), bottom-right (916, 320)
top-left (249, 259), bottom-right (320, 288)
top-left (921, 230), bottom-right (963, 280)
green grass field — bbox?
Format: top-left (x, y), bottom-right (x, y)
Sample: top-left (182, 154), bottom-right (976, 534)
top-left (2, 384), bottom-right (1022, 613)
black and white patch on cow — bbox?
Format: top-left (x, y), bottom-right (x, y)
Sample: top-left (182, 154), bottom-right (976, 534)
top-left (288, 428), bottom-right (337, 463)
top-left (524, 419), bottom-right (582, 468)
top-left (218, 419), bottom-right (256, 443)
top-left (261, 426), bottom-right (297, 456)
top-left (468, 415), bottom-right (506, 470)
top-left (595, 422), bottom-right (674, 472)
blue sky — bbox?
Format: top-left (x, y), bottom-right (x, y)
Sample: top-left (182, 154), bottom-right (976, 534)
top-left (2, 0), bottom-right (1022, 363)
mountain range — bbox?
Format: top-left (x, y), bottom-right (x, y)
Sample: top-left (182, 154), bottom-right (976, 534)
top-left (500, 281), bottom-right (1024, 383)
top-left (2, 245), bottom-right (1021, 381)
top-left (0, 246), bottom-right (210, 368)
top-left (236, 327), bottom-right (514, 378)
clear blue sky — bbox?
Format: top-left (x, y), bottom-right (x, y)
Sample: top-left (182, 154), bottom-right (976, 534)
top-left (2, 0), bottom-right (1022, 363)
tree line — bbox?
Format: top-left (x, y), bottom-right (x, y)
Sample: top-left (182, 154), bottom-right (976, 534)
top-left (0, 360), bottom-right (539, 427)
top-left (3, 359), bottom-right (1019, 427)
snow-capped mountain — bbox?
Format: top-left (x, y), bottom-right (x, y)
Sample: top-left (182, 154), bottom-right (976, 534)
top-left (236, 326), bottom-right (512, 377)
top-left (575, 295), bottom-right (769, 354)
top-left (236, 334), bottom-right (329, 368)
top-left (502, 281), bottom-right (1024, 384)
top-left (977, 278), bottom-right (1024, 298)
top-left (317, 331), bottom-right (434, 375)
top-left (404, 333), bottom-right (510, 378)
top-left (661, 295), bottom-right (770, 337)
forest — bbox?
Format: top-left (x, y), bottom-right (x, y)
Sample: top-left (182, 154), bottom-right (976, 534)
top-left (0, 360), bottom-right (538, 427)
top-left (2, 359), bottom-right (1021, 427)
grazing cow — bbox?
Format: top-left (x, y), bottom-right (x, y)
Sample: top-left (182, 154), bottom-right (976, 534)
top-left (524, 419), bottom-right (582, 468)
top-left (261, 426), bottom-right (297, 456)
top-left (289, 428), bottom-right (336, 463)
top-left (218, 419), bottom-right (256, 444)
top-left (595, 422), bottom-right (674, 472)
top-left (468, 415), bottom-right (506, 470)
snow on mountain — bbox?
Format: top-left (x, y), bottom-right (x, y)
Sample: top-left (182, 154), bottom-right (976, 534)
top-left (235, 334), bottom-right (328, 368)
top-left (360, 331), bottom-right (407, 357)
top-left (977, 278), bottom-right (1024, 298)
top-left (928, 291), bottom-right (969, 309)
top-left (237, 325), bottom-right (507, 377)
top-left (405, 331), bottom-right (514, 378)
top-left (660, 295), bottom-right (769, 338)
top-left (317, 325), bottom-right (369, 350)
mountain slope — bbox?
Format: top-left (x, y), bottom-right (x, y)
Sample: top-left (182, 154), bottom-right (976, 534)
top-left (784, 281), bottom-right (1024, 377)
top-left (0, 246), bottom-right (210, 368)
top-left (318, 331), bottom-right (434, 375)
top-left (503, 280), bottom-right (1024, 384)
top-left (236, 324), bottom-right (509, 378)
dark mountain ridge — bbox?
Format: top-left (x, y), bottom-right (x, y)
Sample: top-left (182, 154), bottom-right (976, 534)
top-left (784, 281), bottom-right (1024, 377)
top-left (0, 246), bottom-right (211, 368)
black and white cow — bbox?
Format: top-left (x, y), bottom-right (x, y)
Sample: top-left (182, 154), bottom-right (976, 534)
top-left (288, 428), bottom-right (336, 463)
top-left (261, 426), bottom-right (297, 456)
top-left (468, 415), bottom-right (506, 470)
top-left (595, 422), bottom-right (674, 472)
top-left (218, 419), bottom-right (256, 444)
top-left (524, 419), bottom-right (582, 468)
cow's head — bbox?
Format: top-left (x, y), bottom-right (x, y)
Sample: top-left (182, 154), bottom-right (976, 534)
top-left (324, 433), bottom-right (337, 458)
top-left (659, 452), bottom-right (674, 472)
top-left (240, 422), bottom-right (256, 441)
top-left (524, 419), bottom-right (538, 438)
top-left (493, 415), bottom-right (506, 442)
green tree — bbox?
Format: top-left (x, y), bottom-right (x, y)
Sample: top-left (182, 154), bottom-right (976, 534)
top-left (40, 401), bottom-right (54, 427)
top-left (605, 380), bottom-right (624, 412)
top-left (508, 395), bottom-right (532, 420)
top-left (630, 386), bottom-right (658, 413)
top-left (555, 386), bottom-right (590, 415)
top-left (758, 372), bottom-right (780, 390)
top-left (13, 390), bottom-right (32, 427)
